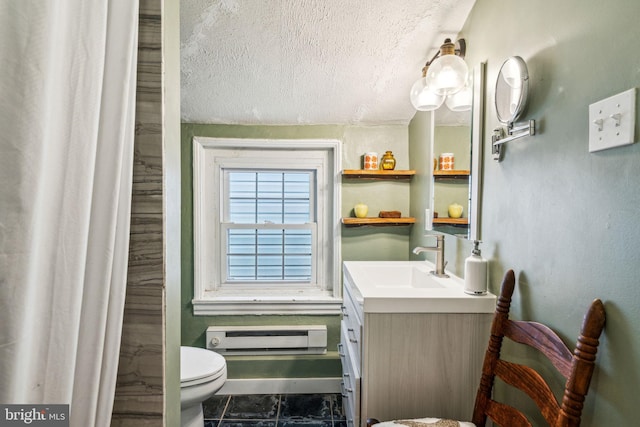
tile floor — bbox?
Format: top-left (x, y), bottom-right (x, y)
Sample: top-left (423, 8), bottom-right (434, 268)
top-left (203, 394), bottom-right (346, 427)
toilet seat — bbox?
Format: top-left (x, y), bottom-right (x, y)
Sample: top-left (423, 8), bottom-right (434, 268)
top-left (180, 346), bottom-right (226, 388)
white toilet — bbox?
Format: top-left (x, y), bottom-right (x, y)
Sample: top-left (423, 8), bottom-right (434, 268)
top-left (180, 346), bottom-right (227, 427)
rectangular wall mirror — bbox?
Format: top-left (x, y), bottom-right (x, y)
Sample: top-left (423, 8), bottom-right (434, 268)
top-left (430, 62), bottom-right (485, 241)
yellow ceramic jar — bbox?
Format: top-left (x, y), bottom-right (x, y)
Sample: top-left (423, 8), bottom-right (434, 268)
top-left (381, 151), bottom-right (396, 170)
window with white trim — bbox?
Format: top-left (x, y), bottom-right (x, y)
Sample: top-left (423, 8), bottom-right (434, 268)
top-left (192, 137), bottom-right (342, 315)
top-left (224, 170), bottom-right (315, 283)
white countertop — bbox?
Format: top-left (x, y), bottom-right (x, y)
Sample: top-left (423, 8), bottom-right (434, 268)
top-left (343, 261), bottom-right (496, 314)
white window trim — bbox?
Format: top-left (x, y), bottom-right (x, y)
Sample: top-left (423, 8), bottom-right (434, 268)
top-left (192, 137), bottom-right (342, 315)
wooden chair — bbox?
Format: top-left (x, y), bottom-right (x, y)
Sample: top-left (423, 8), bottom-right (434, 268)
top-left (368, 269), bottom-right (606, 427)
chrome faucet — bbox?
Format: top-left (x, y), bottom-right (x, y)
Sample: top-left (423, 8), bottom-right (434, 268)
top-left (413, 234), bottom-right (448, 278)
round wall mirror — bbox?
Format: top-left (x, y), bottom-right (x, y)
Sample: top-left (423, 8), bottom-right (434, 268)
top-left (495, 56), bottom-right (529, 124)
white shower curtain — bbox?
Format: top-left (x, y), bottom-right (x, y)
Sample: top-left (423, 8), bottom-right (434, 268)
top-left (0, 1), bottom-right (139, 425)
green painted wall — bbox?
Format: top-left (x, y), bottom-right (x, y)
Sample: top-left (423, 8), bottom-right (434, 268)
top-left (410, 0), bottom-right (640, 424)
top-left (434, 126), bottom-right (471, 170)
top-left (181, 123), bottom-right (411, 379)
top-left (408, 111), bottom-right (433, 255)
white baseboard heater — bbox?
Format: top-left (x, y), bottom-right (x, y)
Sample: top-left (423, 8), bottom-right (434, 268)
top-left (206, 325), bottom-right (327, 355)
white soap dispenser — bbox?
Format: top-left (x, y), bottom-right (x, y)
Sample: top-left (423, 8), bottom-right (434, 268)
top-left (464, 240), bottom-right (488, 295)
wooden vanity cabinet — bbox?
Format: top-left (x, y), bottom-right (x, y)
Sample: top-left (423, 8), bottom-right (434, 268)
top-left (339, 273), bottom-right (493, 427)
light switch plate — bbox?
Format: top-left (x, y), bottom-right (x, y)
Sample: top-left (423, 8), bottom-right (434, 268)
top-left (589, 88), bottom-right (636, 152)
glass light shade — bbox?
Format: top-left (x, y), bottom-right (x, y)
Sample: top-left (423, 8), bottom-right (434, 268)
top-left (409, 77), bottom-right (445, 111)
top-left (425, 54), bottom-right (469, 96)
top-left (445, 75), bottom-right (472, 112)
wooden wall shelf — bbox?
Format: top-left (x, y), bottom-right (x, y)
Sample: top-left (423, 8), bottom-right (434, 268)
top-left (342, 170), bottom-right (416, 180)
top-left (341, 217), bottom-right (416, 227)
top-left (432, 217), bottom-right (469, 225)
top-left (433, 170), bottom-right (470, 179)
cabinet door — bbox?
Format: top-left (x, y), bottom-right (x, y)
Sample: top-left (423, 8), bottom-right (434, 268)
top-left (362, 312), bottom-right (491, 423)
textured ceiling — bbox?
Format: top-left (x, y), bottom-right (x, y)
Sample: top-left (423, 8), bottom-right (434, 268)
top-left (180, 0), bottom-right (476, 125)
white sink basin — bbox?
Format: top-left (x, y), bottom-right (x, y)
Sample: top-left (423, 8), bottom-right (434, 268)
top-left (343, 261), bottom-right (495, 314)
top-left (359, 264), bottom-right (446, 289)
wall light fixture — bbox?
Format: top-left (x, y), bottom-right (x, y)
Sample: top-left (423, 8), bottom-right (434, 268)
top-left (409, 38), bottom-right (469, 112)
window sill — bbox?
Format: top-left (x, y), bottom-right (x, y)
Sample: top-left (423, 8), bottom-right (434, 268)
top-left (192, 292), bottom-right (343, 315)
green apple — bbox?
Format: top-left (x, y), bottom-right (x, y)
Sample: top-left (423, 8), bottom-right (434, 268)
top-left (354, 203), bottom-right (369, 218)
